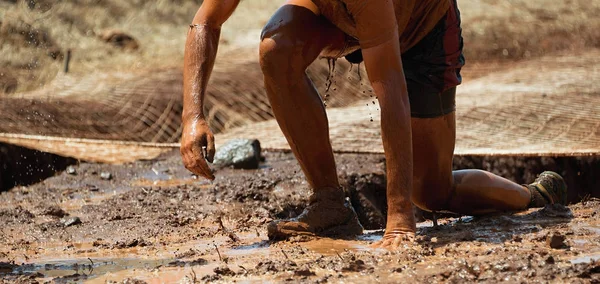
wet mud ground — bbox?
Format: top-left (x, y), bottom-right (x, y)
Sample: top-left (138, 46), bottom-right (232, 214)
top-left (1, 150), bottom-right (600, 283)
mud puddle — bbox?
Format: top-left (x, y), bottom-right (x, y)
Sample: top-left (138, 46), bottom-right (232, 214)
top-left (130, 166), bottom-right (210, 188)
top-left (3, 231), bottom-right (381, 283)
top-left (12, 258), bottom-right (174, 281)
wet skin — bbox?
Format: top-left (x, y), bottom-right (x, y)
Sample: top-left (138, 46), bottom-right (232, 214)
top-left (181, 0), bottom-right (240, 180)
top-left (181, 0), bottom-right (532, 250)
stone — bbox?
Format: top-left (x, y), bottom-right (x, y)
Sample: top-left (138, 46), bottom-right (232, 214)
top-left (100, 172), bottom-right (112, 180)
top-left (66, 166), bottom-right (77, 175)
top-left (61, 216), bottom-right (82, 227)
top-left (213, 139), bottom-right (262, 169)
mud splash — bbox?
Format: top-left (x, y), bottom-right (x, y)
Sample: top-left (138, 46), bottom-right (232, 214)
top-left (0, 142), bottom-right (76, 191)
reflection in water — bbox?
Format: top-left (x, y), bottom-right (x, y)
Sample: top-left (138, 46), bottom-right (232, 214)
top-left (10, 258), bottom-right (176, 280)
top-left (3, 232), bottom-right (378, 281)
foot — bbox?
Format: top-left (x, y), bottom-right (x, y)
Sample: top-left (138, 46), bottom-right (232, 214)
top-left (267, 188), bottom-right (363, 240)
top-left (371, 230), bottom-right (416, 249)
top-left (527, 171), bottom-right (568, 207)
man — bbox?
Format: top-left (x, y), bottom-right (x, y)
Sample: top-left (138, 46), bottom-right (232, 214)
top-left (180, 0), bottom-right (567, 249)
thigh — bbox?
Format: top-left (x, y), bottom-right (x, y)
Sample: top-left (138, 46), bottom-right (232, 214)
top-left (261, 0), bottom-right (350, 64)
top-left (410, 109), bottom-right (456, 211)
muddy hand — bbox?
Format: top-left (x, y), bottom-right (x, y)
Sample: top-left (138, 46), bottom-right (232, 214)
top-left (180, 118), bottom-right (216, 180)
top-left (371, 229), bottom-right (416, 250)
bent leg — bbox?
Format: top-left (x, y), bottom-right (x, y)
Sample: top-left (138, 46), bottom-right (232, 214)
top-left (259, 1), bottom-right (345, 190)
top-left (410, 110), bottom-right (531, 216)
top-left (259, 1), bottom-right (362, 239)
top-left (448, 171), bottom-right (530, 214)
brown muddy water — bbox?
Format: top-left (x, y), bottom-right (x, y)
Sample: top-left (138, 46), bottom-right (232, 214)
top-left (1, 149), bottom-right (600, 283)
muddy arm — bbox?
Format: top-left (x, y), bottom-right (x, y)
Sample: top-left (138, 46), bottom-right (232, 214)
top-left (181, 0), bottom-right (240, 179)
top-left (357, 1), bottom-right (416, 237)
top-left (183, 0), bottom-right (240, 121)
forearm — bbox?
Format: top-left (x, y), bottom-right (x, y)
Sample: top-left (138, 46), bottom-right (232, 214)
top-left (362, 34), bottom-right (414, 218)
top-left (180, 0), bottom-right (239, 179)
top-left (352, 0), bottom-right (417, 243)
top-left (182, 24), bottom-right (220, 121)
top-left (375, 78), bottom-right (413, 205)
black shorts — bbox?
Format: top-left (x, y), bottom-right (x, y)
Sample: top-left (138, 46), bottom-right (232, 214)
top-left (345, 0), bottom-right (465, 118)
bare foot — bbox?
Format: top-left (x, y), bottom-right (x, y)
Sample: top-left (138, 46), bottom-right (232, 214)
top-left (371, 230), bottom-right (416, 249)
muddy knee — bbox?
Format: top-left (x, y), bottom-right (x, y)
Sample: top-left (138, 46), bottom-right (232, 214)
top-left (259, 5), bottom-right (329, 76)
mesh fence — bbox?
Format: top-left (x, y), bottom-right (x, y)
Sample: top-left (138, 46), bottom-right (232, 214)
top-left (0, 57), bottom-right (373, 162)
top-left (209, 51), bottom-right (600, 157)
top-left (1, 50), bottom-right (599, 162)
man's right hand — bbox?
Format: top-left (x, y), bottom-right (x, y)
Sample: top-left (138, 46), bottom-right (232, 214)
top-left (180, 118), bottom-right (216, 180)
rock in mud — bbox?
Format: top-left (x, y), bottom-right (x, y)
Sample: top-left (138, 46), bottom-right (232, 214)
top-left (100, 171), bottom-right (112, 180)
top-left (61, 216), bottom-right (82, 227)
top-left (213, 139), bottom-right (262, 169)
top-left (546, 233), bottom-right (568, 249)
top-left (66, 165), bottom-right (77, 175)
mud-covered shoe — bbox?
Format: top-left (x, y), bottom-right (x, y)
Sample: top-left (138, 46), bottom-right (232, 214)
top-left (267, 188), bottom-right (363, 240)
top-left (527, 171), bottom-right (568, 207)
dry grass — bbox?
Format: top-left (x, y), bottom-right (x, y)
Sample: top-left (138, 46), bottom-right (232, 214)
top-left (1, 0), bottom-right (599, 93)
top-left (0, 0), bottom-right (279, 93)
top-left (461, 0), bottom-right (600, 60)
